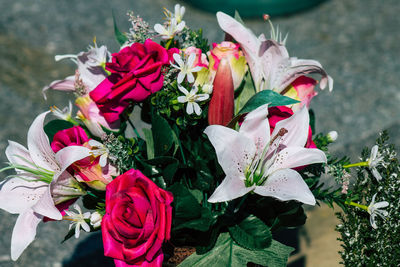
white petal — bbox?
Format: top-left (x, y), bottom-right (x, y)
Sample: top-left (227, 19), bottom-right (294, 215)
top-left (187, 72), bottom-right (195, 83)
top-left (178, 84), bottom-right (190, 95)
top-left (186, 102), bottom-right (194, 114)
top-left (27, 112), bottom-right (59, 171)
top-left (32, 187), bottom-right (61, 220)
top-left (74, 224), bottom-right (80, 238)
top-left (177, 72), bottom-right (185, 84)
top-left (195, 94), bottom-right (209, 102)
top-left (55, 146), bottom-right (92, 178)
top-left (99, 154), bottom-right (107, 167)
top-left (88, 139), bottom-right (102, 148)
top-left (270, 106), bottom-right (309, 149)
top-left (370, 214), bottom-right (377, 229)
top-left (154, 24), bottom-right (166, 35)
top-left (374, 201), bottom-right (389, 209)
top-left (254, 168), bottom-right (316, 205)
top-left (0, 178), bottom-right (47, 214)
top-left (5, 141), bottom-right (33, 167)
top-left (267, 146), bottom-right (327, 174)
top-left (187, 53), bottom-right (196, 68)
top-left (208, 176), bottom-right (254, 203)
top-left (239, 104), bottom-right (270, 154)
top-left (176, 21), bottom-right (185, 32)
top-left (11, 209), bottom-right (42, 261)
top-left (204, 126), bottom-right (256, 178)
top-left (193, 102), bottom-right (202, 115)
top-left (177, 96), bottom-right (187, 103)
top-left (191, 66), bottom-right (203, 72)
top-left (81, 221), bottom-right (90, 232)
top-left (173, 53), bottom-right (184, 67)
top-left (370, 145), bottom-right (379, 161)
top-left (371, 168), bottom-right (382, 181)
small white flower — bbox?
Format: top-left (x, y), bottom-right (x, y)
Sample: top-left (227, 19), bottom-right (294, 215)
top-left (154, 18), bottom-right (185, 40)
top-left (327, 131), bottom-right (338, 142)
top-left (90, 211), bottom-right (103, 229)
top-left (50, 102), bottom-right (73, 121)
top-left (177, 85), bottom-right (209, 115)
top-left (367, 193), bottom-right (389, 229)
top-left (64, 204), bottom-right (91, 238)
top-left (171, 53), bottom-right (203, 84)
top-left (368, 145), bottom-right (384, 181)
top-left (88, 139), bottom-right (109, 167)
top-left (164, 4), bottom-right (186, 23)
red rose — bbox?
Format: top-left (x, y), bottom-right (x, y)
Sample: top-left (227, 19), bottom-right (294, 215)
top-left (268, 106), bottom-right (316, 148)
top-left (90, 39), bottom-right (170, 127)
top-left (102, 169), bottom-right (173, 267)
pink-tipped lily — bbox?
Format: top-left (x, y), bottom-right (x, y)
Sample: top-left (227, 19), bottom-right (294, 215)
top-left (216, 12), bottom-right (333, 93)
top-left (0, 112), bottom-right (92, 260)
top-left (208, 58), bottom-right (234, 126)
top-left (204, 104), bottom-right (327, 204)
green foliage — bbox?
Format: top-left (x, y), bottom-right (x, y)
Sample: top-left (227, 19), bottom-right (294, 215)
top-left (179, 27), bottom-right (210, 52)
top-left (336, 131), bottom-right (400, 266)
top-left (44, 120), bottom-right (74, 143)
top-left (103, 134), bottom-right (139, 173)
top-left (178, 233), bottom-right (294, 267)
top-left (151, 112), bottom-right (178, 157)
top-left (228, 90), bottom-right (299, 128)
top-left (228, 215), bottom-right (272, 250)
top-left (112, 11), bottom-right (128, 46)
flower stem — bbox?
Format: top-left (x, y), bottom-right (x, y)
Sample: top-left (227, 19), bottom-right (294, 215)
top-left (345, 200), bottom-right (368, 211)
top-left (343, 161), bottom-right (369, 169)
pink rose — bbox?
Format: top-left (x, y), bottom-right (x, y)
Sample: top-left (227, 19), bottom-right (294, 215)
top-left (268, 106), bottom-right (316, 148)
top-left (90, 39), bottom-right (170, 126)
top-left (282, 76), bottom-right (317, 111)
top-left (102, 169), bottom-right (173, 267)
top-left (184, 46), bottom-right (208, 68)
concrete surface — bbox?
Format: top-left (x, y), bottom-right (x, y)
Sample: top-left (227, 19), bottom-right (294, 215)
top-left (1, 0), bottom-right (399, 266)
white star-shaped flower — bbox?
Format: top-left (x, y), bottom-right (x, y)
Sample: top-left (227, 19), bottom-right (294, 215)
top-left (177, 85), bottom-right (209, 115)
top-left (171, 53), bottom-right (203, 84)
top-left (367, 193), bottom-right (389, 229)
top-left (88, 139), bottom-right (109, 167)
top-left (204, 105), bottom-right (327, 204)
top-left (64, 204), bottom-right (91, 238)
top-left (368, 145), bottom-right (384, 181)
top-left (154, 18), bottom-right (185, 40)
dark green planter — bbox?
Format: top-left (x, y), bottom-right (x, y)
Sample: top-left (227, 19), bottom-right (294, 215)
top-left (185, 0), bottom-right (327, 17)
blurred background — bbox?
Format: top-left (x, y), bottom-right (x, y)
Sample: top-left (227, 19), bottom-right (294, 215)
top-left (1, 0), bottom-right (400, 266)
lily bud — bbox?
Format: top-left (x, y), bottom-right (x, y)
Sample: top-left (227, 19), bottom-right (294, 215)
top-left (208, 58), bottom-right (234, 126)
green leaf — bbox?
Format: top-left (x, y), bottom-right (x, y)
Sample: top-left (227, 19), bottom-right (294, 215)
top-left (238, 90), bottom-right (299, 114)
top-left (174, 207), bottom-right (214, 232)
top-left (169, 183), bottom-right (202, 221)
top-left (152, 113), bottom-right (175, 156)
top-left (61, 227), bottom-right (76, 243)
top-left (44, 120), bottom-right (74, 143)
top-left (179, 233), bottom-right (294, 267)
top-left (228, 215), bottom-right (272, 250)
top-left (112, 10), bottom-right (128, 46)
top-left (142, 128), bottom-right (154, 159)
top-left (228, 90), bottom-right (300, 128)
top-left (309, 109), bottom-right (316, 133)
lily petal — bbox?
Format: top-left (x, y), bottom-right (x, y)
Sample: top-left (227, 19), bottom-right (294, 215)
top-left (269, 106), bottom-right (309, 150)
top-left (11, 209), bottom-right (42, 261)
top-left (31, 187), bottom-right (61, 220)
top-left (54, 146), bottom-right (92, 181)
top-left (0, 178), bottom-right (47, 214)
top-left (27, 112), bottom-right (59, 172)
top-left (208, 176), bottom-right (254, 203)
top-left (239, 104), bottom-right (270, 154)
top-left (267, 146), bottom-right (327, 174)
top-left (254, 168), bottom-right (316, 205)
top-left (205, 125), bottom-right (256, 178)
top-left (5, 141), bottom-right (32, 168)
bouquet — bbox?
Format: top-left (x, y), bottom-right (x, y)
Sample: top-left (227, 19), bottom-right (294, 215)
top-left (1, 4), bottom-right (398, 267)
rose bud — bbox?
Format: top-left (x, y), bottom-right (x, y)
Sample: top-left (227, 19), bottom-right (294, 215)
top-left (208, 58), bottom-right (234, 126)
top-left (281, 76), bottom-right (317, 111)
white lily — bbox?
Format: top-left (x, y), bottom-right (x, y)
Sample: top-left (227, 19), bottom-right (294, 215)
top-left (171, 53), bottom-right (203, 84)
top-left (0, 112), bottom-right (92, 260)
top-left (164, 4), bottom-right (186, 24)
top-left (64, 204), bottom-right (91, 238)
top-left (177, 85), bottom-right (209, 115)
top-left (43, 43), bottom-right (110, 98)
top-left (154, 18), bottom-right (185, 40)
top-left (216, 12), bottom-right (333, 93)
top-left (368, 145), bottom-right (384, 181)
top-left (204, 104), bottom-right (326, 204)
top-left (367, 193), bottom-right (389, 229)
